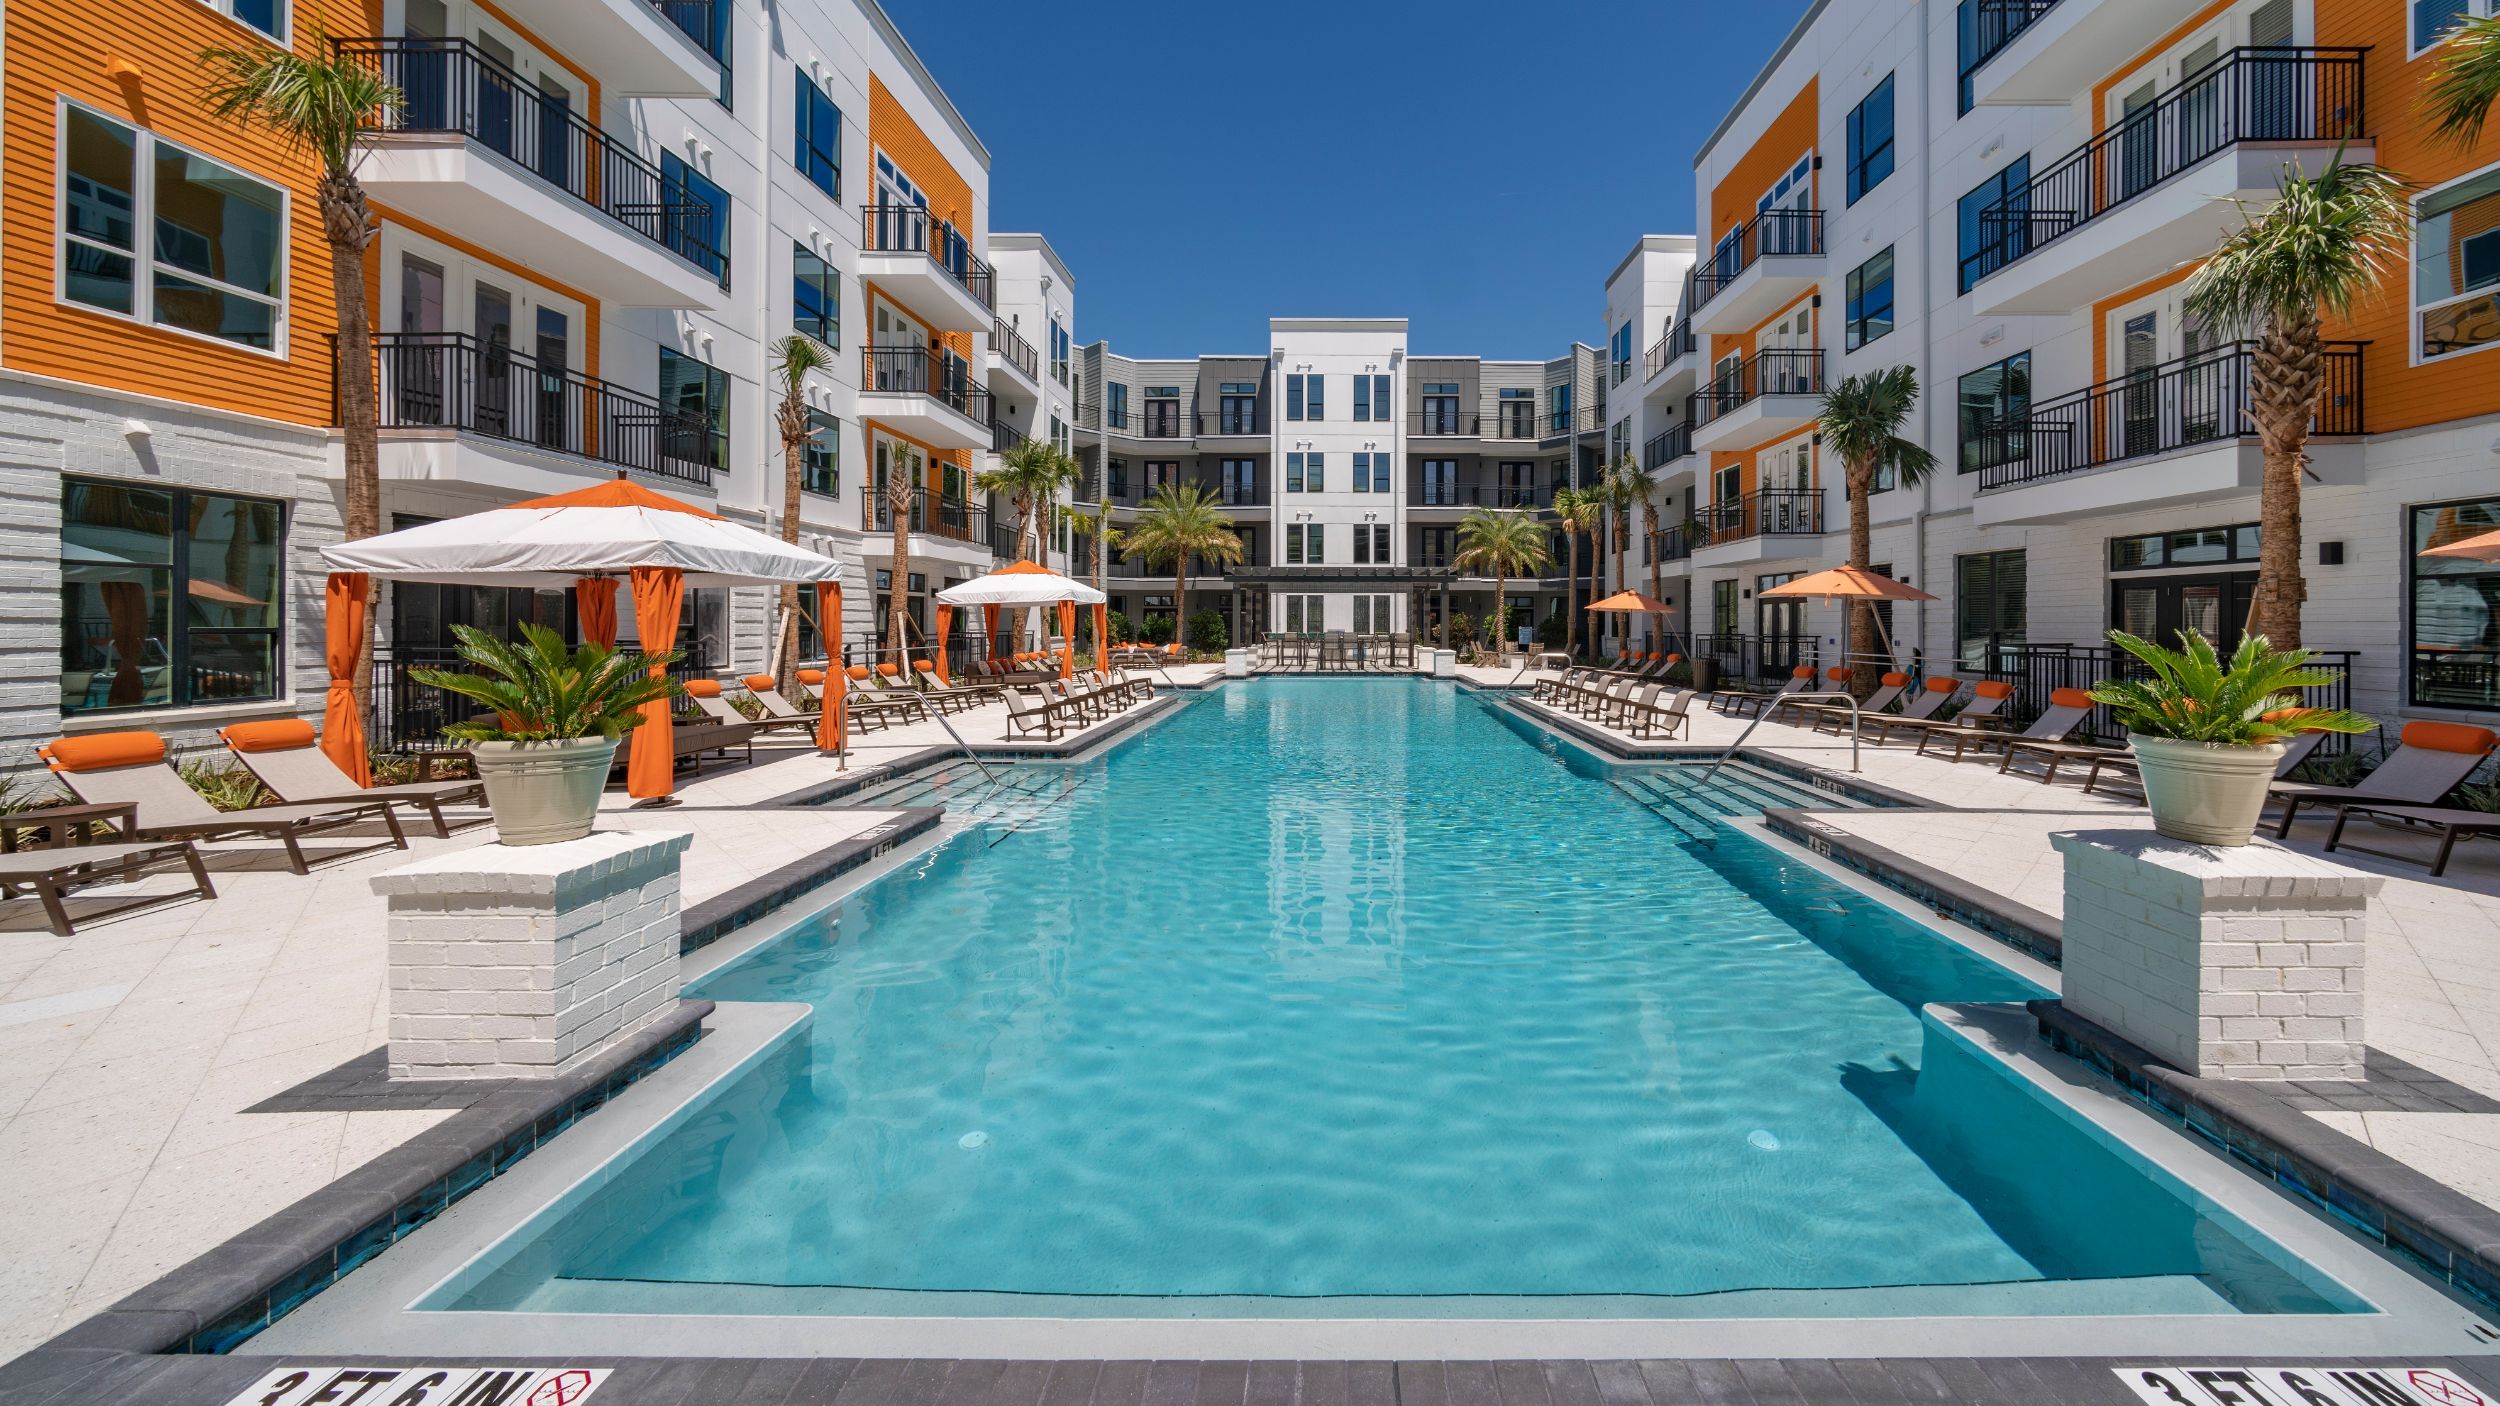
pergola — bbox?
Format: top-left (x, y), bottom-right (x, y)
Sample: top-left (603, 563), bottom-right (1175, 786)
top-left (320, 478), bottom-right (849, 801)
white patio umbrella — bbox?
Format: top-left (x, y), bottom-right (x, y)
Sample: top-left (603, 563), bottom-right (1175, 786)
top-left (934, 560), bottom-right (1107, 680)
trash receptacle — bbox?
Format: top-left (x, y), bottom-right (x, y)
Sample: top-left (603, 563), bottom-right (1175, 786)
top-left (1690, 658), bottom-right (1720, 694)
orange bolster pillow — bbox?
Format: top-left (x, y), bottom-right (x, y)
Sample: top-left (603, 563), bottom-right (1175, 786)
top-left (845, 665), bottom-right (871, 680)
top-left (685, 679), bottom-right (723, 698)
top-left (877, 662), bottom-right (901, 676)
top-left (1826, 667), bottom-right (1850, 680)
top-left (1790, 665), bottom-right (1814, 678)
top-left (221, 719), bottom-right (316, 753)
top-left (911, 659), bottom-right (932, 671)
top-left (797, 668), bottom-right (826, 686)
top-left (2401, 720), bottom-right (2498, 755)
top-left (41, 730), bottom-right (166, 772)
top-left (1924, 677), bottom-right (1962, 693)
top-left (1666, 654), bottom-right (1683, 664)
top-left (1881, 672), bottom-right (1909, 686)
top-left (743, 674), bottom-right (776, 693)
top-left (2049, 687), bottom-right (2095, 709)
top-left (1974, 681), bottom-right (2014, 700)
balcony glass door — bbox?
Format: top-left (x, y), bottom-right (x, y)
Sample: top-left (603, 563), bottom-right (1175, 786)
top-left (1757, 571), bottom-right (1805, 675)
top-left (532, 306), bottom-right (569, 452)
top-left (2112, 574), bottom-right (2254, 655)
top-left (2120, 312), bottom-right (2159, 458)
top-left (2116, 79), bottom-right (2159, 203)
top-left (474, 282), bottom-right (514, 438)
top-left (396, 255), bottom-right (445, 425)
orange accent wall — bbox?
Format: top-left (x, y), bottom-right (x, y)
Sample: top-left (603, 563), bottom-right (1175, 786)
top-left (2090, 0), bottom-right (2235, 122)
top-left (1708, 80), bottom-right (1819, 246)
top-left (866, 72), bottom-right (978, 490)
top-left (2, 0), bottom-right (377, 426)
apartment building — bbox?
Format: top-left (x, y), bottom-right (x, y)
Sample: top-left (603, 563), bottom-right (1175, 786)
top-left (1071, 320), bottom-right (1612, 645)
top-left (1605, 0), bottom-right (2500, 724)
top-left (7, 0), bottom-right (1063, 764)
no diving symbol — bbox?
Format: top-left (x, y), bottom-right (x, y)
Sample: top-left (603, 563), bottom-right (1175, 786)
top-left (2408, 1371), bottom-right (2487, 1406)
top-left (527, 1371), bottom-right (598, 1406)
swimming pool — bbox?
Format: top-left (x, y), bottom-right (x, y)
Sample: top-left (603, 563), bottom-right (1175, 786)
top-left (445, 678), bottom-right (2364, 1320)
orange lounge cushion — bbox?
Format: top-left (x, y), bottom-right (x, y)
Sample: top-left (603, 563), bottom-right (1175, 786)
top-left (222, 719), bottom-right (317, 753)
top-left (1881, 672), bottom-right (1909, 686)
top-left (2401, 721), bottom-right (2498, 755)
top-left (797, 668), bottom-right (826, 686)
top-left (878, 663), bottom-right (902, 677)
top-left (1791, 666), bottom-right (1814, 678)
top-left (1923, 678), bottom-right (1962, 694)
top-left (911, 659), bottom-right (932, 671)
top-left (845, 665), bottom-right (872, 680)
top-left (2048, 687), bottom-right (2095, 709)
top-left (685, 679), bottom-right (723, 698)
top-left (743, 674), bottom-right (777, 693)
top-left (42, 730), bottom-right (167, 772)
top-left (1825, 668), bottom-right (1850, 681)
top-left (1973, 681), bottom-right (2015, 700)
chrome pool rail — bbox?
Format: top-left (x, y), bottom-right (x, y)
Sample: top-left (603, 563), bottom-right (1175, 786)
top-left (1700, 688), bottom-right (1860, 781)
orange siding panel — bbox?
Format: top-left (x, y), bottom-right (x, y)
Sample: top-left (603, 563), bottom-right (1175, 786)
top-left (1709, 81), bottom-right (1820, 246)
top-left (866, 74), bottom-right (978, 488)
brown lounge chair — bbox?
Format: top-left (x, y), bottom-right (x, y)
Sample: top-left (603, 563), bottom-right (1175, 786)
top-left (1767, 667), bottom-right (1854, 723)
top-left (1622, 687), bottom-right (1697, 741)
top-left (217, 720), bottom-right (485, 838)
top-left (843, 665), bottom-right (934, 723)
top-left (1859, 677), bottom-right (1984, 744)
top-left (916, 661), bottom-right (1001, 706)
top-left (1930, 687), bottom-right (2098, 770)
top-left (1004, 686), bottom-right (1067, 741)
top-left (0, 802), bottom-right (215, 935)
top-left (687, 679), bottom-right (807, 737)
top-left (1713, 666), bottom-right (1814, 718)
top-left (2268, 721), bottom-right (2498, 840)
top-left (2325, 803), bottom-right (2500, 878)
top-left (1788, 673), bottom-right (1910, 734)
top-left (39, 731), bottom-right (408, 875)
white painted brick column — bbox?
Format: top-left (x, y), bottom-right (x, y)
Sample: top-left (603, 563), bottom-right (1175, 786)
top-left (2050, 829), bottom-right (2382, 1081)
top-left (373, 830), bottom-right (695, 1080)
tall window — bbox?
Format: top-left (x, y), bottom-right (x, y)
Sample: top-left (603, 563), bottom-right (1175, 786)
top-left (1955, 549), bottom-right (2027, 668)
top-left (1221, 458), bottom-right (1255, 504)
top-left (1107, 382), bottom-right (1129, 430)
top-left (1845, 248), bottom-right (1895, 350)
top-left (2412, 496), bottom-right (2500, 710)
top-left (60, 478), bottom-right (284, 713)
top-left (660, 347), bottom-right (730, 471)
top-left (1306, 523), bottom-right (1324, 563)
top-left (1353, 374), bottom-right (1371, 422)
top-left (1550, 382), bottom-right (1573, 433)
top-left (1369, 373), bottom-right (1390, 421)
top-left (1304, 453), bottom-right (1324, 491)
top-left (1418, 526), bottom-right (1453, 566)
top-left (199, 0), bottom-right (286, 41)
top-left (793, 243), bottom-right (838, 346)
top-left (802, 409), bottom-right (839, 495)
top-left (1049, 318), bottom-right (1069, 384)
top-left (60, 105), bottom-right (287, 351)
top-left (1846, 74), bottom-right (1895, 204)
top-left (794, 68), bottom-right (841, 198)
top-left (1219, 382), bottom-right (1258, 433)
top-left (1285, 372), bottom-right (1324, 421)
top-left (1420, 459), bottom-right (1456, 505)
top-left (1611, 322), bottom-right (1633, 383)
top-left (1286, 452), bottom-right (1305, 493)
top-left (1956, 156), bottom-right (2030, 294)
top-left (660, 151), bottom-right (730, 288)
top-left (1956, 351), bottom-right (2030, 474)
top-left (2416, 165), bottom-right (2500, 362)
top-left (1421, 383), bottom-right (1460, 434)
top-left (1286, 375), bottom-right (1303, 421)
top-left (1142, 385), bottom-right (1181, 437)
top-left (1351, 451), bottom-right (1371, 493)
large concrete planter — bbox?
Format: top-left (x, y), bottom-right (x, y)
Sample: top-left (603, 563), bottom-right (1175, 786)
top-left (2129, 734), bottom-right (2285, 847)
top-left (469, 737), bottom-right (619, 846)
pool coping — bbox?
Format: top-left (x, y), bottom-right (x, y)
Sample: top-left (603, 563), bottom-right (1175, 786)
top-left (677, 807), bottom-right (945, 956)
top-left (1487, 692), bottom-right (1934, 811)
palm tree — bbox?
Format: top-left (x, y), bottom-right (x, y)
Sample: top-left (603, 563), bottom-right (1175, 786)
top-left (1124, 483), bottom-right (1243, 649)
top-left (1027, 445), bottom-right (1084, 566)
top-left (2428, 11), bottom-right (2500, 148)
top-left (882, 453), bottom-right (916, 668)
top-left (974, 438), bottom-right (1073, 649)
top-left (1453, 508), bottom-right (1553, 661)
top-left (2185, 159), bottom-right (2409, 650)
top-left (1070, 507), bottom-right (1120, 601)
top-left (1550, 487), bottom-right (1599, 660)
top-left (1816, 367), bottom-right (1939, 692)
top-left (1600, 457), bottom-right (1647, 653)
top-left (202, 30), bottom-right (400, 718)
top-left (1640, 476), bottom-right (1667, 652)
top-left (768, 335), bottom-right (833, 688)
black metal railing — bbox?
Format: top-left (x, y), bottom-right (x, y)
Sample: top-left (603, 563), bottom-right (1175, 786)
top-left (989, 418), bottom-right (1027, 454)
top-left (1214, 480), bottom-right (1266, 507)
top-left (866, 485), bottom-right (987, 545)
top-left (859, 203), bottom-right (996, 310)
top-left (1695, 630), bottom-right (1817, 685)
top-left (862, 345), bottom-right (994, 425)
top-left (1694, 208), bottom-right (1824, 309)
top-left (1646, 525), bottom-right (1699, 564)
top-left (1692, 350), bottom-right (1826, 427)
top-left (1975, 341), bottom-right (2364, 491)
top-left (2414, 648), bottom-right (2500, 714)
top-left (1963, 0), bottom-right (2061, 86)
top-left (1411, 408), bottom-right (1479, 436)
top-left (1548, 407), bottom-right (1604, 437)
top-left (358, 332), bottom-right (717, 486)
top-left (989, 521), bottom-right (1024, 559)
top-left (1645, 320), bottom-right (1697, 380)
top-left (1643, 423), bottom-right (1695, 470)
top-left (1695, 487), bottom-right (1824, 545)
top-left (1967, 48), bottom-right (2367, 289)
top-left (1969, 637), bottom-right (2358, 747)
top-left (1197, 407), bottom-right (1263, 436)
top-left (1488, 404), bottom-right (1546, 439)
top-left (339, 38), bottom-right (725, 281)
top-left (989, 320), bottom-right (1039, 381)
top-left (372, 639), bottom-right (715, 755)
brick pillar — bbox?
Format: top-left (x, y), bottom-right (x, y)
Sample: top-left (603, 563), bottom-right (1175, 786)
top-left (373, 830), bottom-right (695, 1081)
top-left (2051, 830), bottom-right (2381, 1082)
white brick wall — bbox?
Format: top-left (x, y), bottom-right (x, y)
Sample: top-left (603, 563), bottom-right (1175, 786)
top-left (374, 829), bottom-right (694, 1080)
top-left (2052, 830), bottom-right (2382, 1081)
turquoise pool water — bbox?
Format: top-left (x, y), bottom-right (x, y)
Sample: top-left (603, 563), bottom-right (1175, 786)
top-left (453, 679), bottom-right (2364, 1318)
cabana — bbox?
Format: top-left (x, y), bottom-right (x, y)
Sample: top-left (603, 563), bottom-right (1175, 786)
top-left (933, 560), bottom-right (1108, 683)
top-left (320, 477), bottom-right (848, 803)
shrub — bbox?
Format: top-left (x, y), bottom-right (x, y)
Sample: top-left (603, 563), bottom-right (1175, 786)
top-left (1186, 610), bottom-right (1229, 653)
top-left (370, 752), bottom-right (474, 785)
top-left (1445, 612), bottom-right (1476, 650)
top-left (1138, 613), bottom-right (1175, 645)
top-left (1535, 609), bottom-right (1569, 648)
top-left (179, 757), bottom-right (265, 812)
top-left (1103, 608), bottom-right (1134, 646)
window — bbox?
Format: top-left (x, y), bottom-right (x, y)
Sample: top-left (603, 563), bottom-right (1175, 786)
top-left (1307, 524), bottom-right (1325, 563)
top-left (1219, 382), bottom-right (1258, 433)
top-left (1956, 351), bottom-right (2030, 474)
top-left (1845, 248), bottom-right (1896, 350)
top-left (198, 0), bottom-right (285, 40)
top-left (60, 105), bottom-right (286, 351)
top-left (660, 151), bottom-right (730, 288)
top-left (802, 409), bottom-right (839, 496)
top-left (1351, 451), bottom-right (1371, 493)
top-left (2415, 1), bottom-right (2499, 54)
top-left (1418, 526), bottom-right (1453, 567)
top-left (794, 68), bottom-right (841, 198)
top-left (1285, 452), bottom-right (1304, 493)
top-left (1956, 156), bottom-right (2030, 294)
top-left (1352, 524), bottom-right (1391, 564)
top-left (1370, 373), bottom-right (1390, 421)
top-left (1306, 453), bottom-right (1324, 492)
top-left (1108, 458), bottom-right (1128, 500)
top-left (1612, 322), bottom-right (1633, 384)
top-left (1107, 382), bottom-right (1129, 430)
top-left (1049, 318), bottom-right (1069, 384)
top-left (2411, 496), bottom-right (2500, 711)
top-left (1221, 458), bottom-right (1255, 504)
top-left (2416, 165), bottom-right (2500, 362)
top-left (659, 346), bottom-right (729, 471)
top-left (1050, 415), bottom-right (1068, 454)
top-left (1143, 386), bottom-right (1182, 436)
top-left (1846, 74), bottom-right (1895, 204)
top-left (60, 478), bottom-right (284, 713)
top-left (1285, 372), bottom-right (1325, 421)
top-left (1955, 549), bottom-right (2026, 669)
top-left (1285, 523), bottom-right (1305, 564)
top-left (1353, 374), bottom-right (1371, 422)
top-left (1421, 383), bottom-right (1461, 434)
top-left (1420, 459), bottom-right (1456, 505)
top-left (1286, 375), bottom-right (1303, 421)
top-left (1550, 382), bottom-right (1573, 433)
top-left (1348, 451), bottom-right (1389, 493)
top-left (792, 244), bottom-right (838, 347)
top-left (2110, 523), bottom-right (2259, 571)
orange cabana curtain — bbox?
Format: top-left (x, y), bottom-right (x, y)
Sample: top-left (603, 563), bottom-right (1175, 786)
top-left (626, 566), bottom-right (683, 799)
top-left (1057, 601), bottom-right (1076, 678)
top-left (1092, 602), bottom-right (1108, 672)
top-left (983, 603), bottom-right (1002, 660)
top-left (815, 580), bottom-right (845, 754)
top-left (576, 577), bottom-right (618, 647)
top-left (322, 572), bottom-right (373, 787)
top-left (933, 605), bottom-right (954, 685)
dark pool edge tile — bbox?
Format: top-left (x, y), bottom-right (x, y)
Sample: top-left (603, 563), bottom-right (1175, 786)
top-left (678, 807), bottom-right (945, 955)
top-left (1490, 698), bottom-right (1927, 811)
top-left (1758, 809), bottom-right (2063, 967)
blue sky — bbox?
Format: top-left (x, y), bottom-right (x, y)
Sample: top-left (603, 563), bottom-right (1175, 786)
top-left (879, 0), bottom-right (1808, 361)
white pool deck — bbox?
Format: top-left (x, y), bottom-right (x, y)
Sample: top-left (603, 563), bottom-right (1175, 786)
top-left (0, 660), bottom-right (2494, 1362)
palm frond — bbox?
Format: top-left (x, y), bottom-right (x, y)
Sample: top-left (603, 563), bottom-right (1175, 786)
top-left (1817, 365), bottom-right (1938, 491)
top-left (412, 623), bottom-right (684, 742)
top-left (2427, 11), bottom-right (2500, 149)
top-left (2087, 629), bottom-right (2373, 745)
top-left (2184, 158), bottom-right (2412, 333)
top-left (1452, 507), bottom-right (1553, 577)
top-left (199, 24), bottom-right (401, 175)
top-left (1123, 483), bottom-right (1243, 568)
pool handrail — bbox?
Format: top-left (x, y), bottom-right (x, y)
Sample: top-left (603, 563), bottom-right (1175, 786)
top-left (1699, 689), bottom-right (1860, 781)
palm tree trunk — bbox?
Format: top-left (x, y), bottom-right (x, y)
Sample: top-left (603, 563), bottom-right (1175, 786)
top-left (1643, 500), bottom-right (1664, 653)
top-left (324, 176), bottom-right (380, 725)
top-left (1173, 560), bottom-right (1187, 655)
top-left (1612, 519), bottom-right (1628, 654)
top-left (887, 482), bottom-right (912, 671)
top-left (1846, 459), bottom-right (1878, 695)
top-left (2248, 314), bottom-right (2320, 650)
top-left (773, 401), bottom-right (808, 690)
top-left (1563, 535), bottom-right (1580, 660)
top-left (1494, 571), bottom-right (1507, 663)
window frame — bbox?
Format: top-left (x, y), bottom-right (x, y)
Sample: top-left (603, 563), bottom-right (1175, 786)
top-left (56, 99), bottom-right (291, 359)
top-left (2412, 0), bottom-right (2500, 58)
top-left (1844, 247), bottom-right (1896, 351)
top-left (1846, 73), bottom-right (1896, 205)
top-left (658, 345), bottom-right (731, 472)
top-left (660, 150), bottom-right (731, 289)
top-left (2407, 494), bottom-right (2500, 712)
top-left (802, 408), bottom-right (840, 497)
top-left (793, 67), bottom-right (842, 199)
top-left (196, 0), bottom-right (286, 42)
top-left (59, 476), bottom-right (289, 716)
top-left (1956, 155), bottom-right (2032, 296)
top-left (2412, 160), bottom-right (2500, 366)
top-left (792, 242), bottom-right (839, 348)
top-left (1956, 349), bottom-right (2032, 475)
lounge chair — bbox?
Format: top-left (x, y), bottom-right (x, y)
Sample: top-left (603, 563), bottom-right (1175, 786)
top-left (1003, 686), bottom-right (1066, 741)
top-left (1789, 673), bottom-right (1909, 734)
top-left (1929, 687), bottom-right (2097, 770)
top-left (687, 680), bottom-right (806, 738)
top-left (1622, 687), bottom-right (1696, 741)
top-left (2267, 721), bottom-right (2498, 839)
top-left (836, 667), bottom-right (933, 725)
top-left (2325, 803), bottom-right (2500, 878)
top-left (0, 808), bottom-right (215, 935)
top-left (1713, 666), bottom-right (1814, 718)
top-left (1860, 678), bottom-right (1988, 745)
top-left (1596, 682), bottom-right (1660, 730)
top-left (1767, 667), bottom-right (1854, 723)
top-left (217, 719), bottom-right (486, 839)
top-left (38, 731), bottom-right (408, 875)
top-left (2081, 730), bottom-right (2325, 797)
top-left (916, 661), bottom-right (1001, 706)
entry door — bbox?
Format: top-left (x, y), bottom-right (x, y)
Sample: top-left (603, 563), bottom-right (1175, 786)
top-left (536, 74), bottom-right (575, 194)
top-left (397, 255), bottom-right (446, 423)
top-left (2117, 79), bottom-right (2159, 202)
top-left (1757, 572), bottom-right (1805, 674)
top-left (877, 437), bottom-right (927, 529)
top-left (474, 282), bottom-right (514, 436)
top-left (873, 300), bottom-right (929, 389)
top-left (2177, 37), bottom-right (2225, 163)
top-left (532, 306), bottom-right (570, 451)
top-left (2120, 312), bottom-right (2160, 458)
top-left (474, 34), bottom-right (519, 160)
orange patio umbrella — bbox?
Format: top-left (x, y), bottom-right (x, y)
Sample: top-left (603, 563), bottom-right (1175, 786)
top-left (1586, 589), bottom-right (1676, 654)
top-left (2420, 526), bottom-right (2500, 563)
top-left (1759, 565), bottom-right (1935, 666)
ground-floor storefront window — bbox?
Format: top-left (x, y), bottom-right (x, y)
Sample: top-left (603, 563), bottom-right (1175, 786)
top-left (1954, 548), bottom-right (2025, 669)
top-left (61, 478), bottom-right (284, 714)
top-left (2411, 496), bottom-right (2500, 713)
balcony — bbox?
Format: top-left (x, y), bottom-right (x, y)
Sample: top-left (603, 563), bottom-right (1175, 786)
top-left (1691, 209), bottom-right (1824, 334)
top-left (470, 0), bottom-right (720, 97)
top-left (859, 346), bottom-right (993, 451)
top-left (1644, 525), bottom-right (1698, 567)
top-left (1096, 405), bottom-right (1189, 441)
top-left (858, 204), bottom-right (995, 332)
top-left (1967, 48), bottom-right (2369, 315)
top-left (1196, 406), bottom-right (1264, 439)
top-left (867, 486), bottom-right (989, 549)
top-left (341, 39), bottom-right (727, 310)
top-left (1643, 319), bottom-right (1698, 396)
top-left (989, 418), bottom-right (1027, 454)
top-left (362, 332), bottom-right (717, 494)
top-left (1642, 423), bottom-right (1695, 472)
top-left (1410, 408), bottom-right (1479, 438)
top-left (1547, 407), bottom-right (1604, 441)
top-left (986, 320), bottom-right (1040, 394)
top-left (1488, 405), bottom-right (1547, 440)
top-left (1971, 341), bottom-right (2363, 527)
top-left (1967, 0), bottom-right (2209, 108)
top-left (1690, 350), bottom-right (1825, 452)
top-left (1690, 488), bottom-right (1828, 566)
